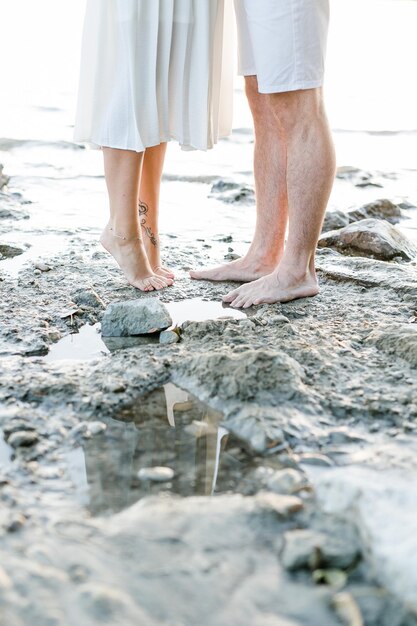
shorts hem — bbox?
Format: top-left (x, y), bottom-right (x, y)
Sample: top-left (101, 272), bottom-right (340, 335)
top-left (257, 79), bottom-right (324, 94)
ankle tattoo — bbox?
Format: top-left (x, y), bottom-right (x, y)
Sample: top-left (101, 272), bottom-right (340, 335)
top-left (139, 200), bottom-right (158, 248)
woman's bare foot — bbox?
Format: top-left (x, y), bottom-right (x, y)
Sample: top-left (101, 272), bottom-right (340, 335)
top-left (100, 226), bottom-right (173, 292)
top-left (139, 201), bottom-right (175, 280)
top-left (189, 253), bottom-right (280, 283)
top-left (222, 267), bottom-right (319, 308)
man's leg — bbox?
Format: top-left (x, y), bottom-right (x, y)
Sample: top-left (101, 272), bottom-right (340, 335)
top-left (224, 87), bottom-right (336, 308)
top-left (190, 75), bottom-right (288, 282)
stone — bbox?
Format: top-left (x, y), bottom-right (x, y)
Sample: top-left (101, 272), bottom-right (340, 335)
top-left (322, 210), bottom-right (350, 232)
top-left (225, 406), bottom-right (286, 454)
top-left (0, 243), bottom-right (25, 259)
top-left (348, 199), bottom-right (402, 225)
top-left (7, 431), bottom-right (39, 448)
top-left (316, 250), bottom-right (417, 295)
top-left (137, 466), bottom-right (175, 482)
top-left (159, 329), bottom-right (180, 345)
top-left (266, 469), bottom-right (309, 495)
top-left (210, 179), bottom-right (255, 205)
top-left (366, 323), bottom-right (417, 367)
top-left (88, 421), bottom-right (107, 436)
top-left (34, 261), bottom-right (51, 272)
top-left (280, 529), bottom-right (359, 571)
top-left (256, 492), bottom-right (304, 517)
top-left (72, 288), bottom-right (105, 309)
top-left (331, 592), bottom-right (364, 626)
top-left (0, 164), bottom-right (9, 190)
top-left (101, 298), bottom-right (172, 337)
top-left (299, 453), bottom-right (334, 467)
top-left (318, 219), bottom-right (417, 261)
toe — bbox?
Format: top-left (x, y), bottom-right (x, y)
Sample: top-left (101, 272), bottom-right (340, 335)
top-left (222, 290), bottom-right (239, 303)
top-left (231, 296), bottom-right (246, 309)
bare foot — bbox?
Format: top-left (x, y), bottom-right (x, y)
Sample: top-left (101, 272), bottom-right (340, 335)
top-left (139, 202), bottom-right (175, 280)
top-left (100, 227), bottom-right (173, 292)
top-left (189, 255), bottom-right (279, 283)
top-left (222, 268), bottom-right (319, 308)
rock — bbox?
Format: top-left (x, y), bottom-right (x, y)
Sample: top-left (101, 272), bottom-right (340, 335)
top-left (225, 406), bottom-right (286, 454)
top-left (266, 469), bottom-right (308, 495)
top-left (88, 421), bottom-right (107, 436)
top-left (366, 323), bottom-right (417, 367)
top-left (174, 348), bottom-right (309, 407)
top-left (256, 492), bottom-right (304, 517)
top-left (280, 529), bottom-right (359, 571)
top-left (328, 427), bottom-right (366, 445)
top-left (137, 466), bottom-right (175, 482)
top-left (0, 243), bottom-right (26, 259)
top-left (331, 592), bottom-right (364, 626)
top-left (7, 431), bottom-right (39, 448)
top-left (34, 261), bottom-right (51, 272)
top-left (318, 219), bottom-right (417, 261)
top-left (159, 329), bottom-right (180, 345)
top-left (348, 199), bottom-right (402, 225)
top-left (322, 210), bottom-right (350, 232)
top-left (316, 250), bottom-right (417, 295)
top-left (72, 288), bottom-right (105, 309)
top-left (101, 298), bottom-right (172, 337)
top-left (210, 179), bottom-right (255, 205)
top-left (299, 453), bottom-right (334, 467)
top-left (0, 164), bottom-right (9, 190)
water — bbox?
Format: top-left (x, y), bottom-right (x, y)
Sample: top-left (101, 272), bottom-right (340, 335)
top-left (66, 384), bottom-right (249, 516)
top-left (45, 299), bottom-right (246, 362)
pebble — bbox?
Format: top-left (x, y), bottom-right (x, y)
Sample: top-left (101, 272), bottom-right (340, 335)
top-left (159, 329), bottom-right (180, 345)
top-left (34, 261), bottom-right (52, 272)
top-left (137, 466), bottom-right (175, 482)
top-left (266, 469), bottom-right (308, 495)
top-left (256, 492), bottom-right (304, 517)
top-left (88, 421), bottom-right (107, 436)
top-left (299, 453), bottom-right (334, 467)
top-left (331, 592), bottom-right (364, 626)
top-left (7, 431), bottom-right (39, 448)
top-left (280, 529), bottom-right (359, 571)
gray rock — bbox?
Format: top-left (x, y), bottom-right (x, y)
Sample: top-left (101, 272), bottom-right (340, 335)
top-left (0, 164), bottom-right (9, 190)
top-left (72, 288), bottom-right (105, 310)
top-left (348, 199), bottom-right (402, 225)
top-left (159, 329), bottom-right (180, 345)
top-left (137, 466), bottom-right (175, 482)
top-left (322, 210), bottom-right (350, 232)
top-left (366, 323), bottom-right (417, 367)
top-left (210, 179), bottom-right (255, 205)
top-left (316, 250), bottom-right (417, 295)
top-left (266, 469), bottom-right (309, 495)
top-left (299, 453), bottom-right (334, 467)
top-left (280, 529), bottom-right (359, 571)
top-left (7, 431), bottom-right (39, 448)
top-left (255, 492), bottom-right (304, 518)
top-left (0, 243), bottom-right (26, 259)
top-left (34, 261), bottom-right (52, 272)
top-left (101, 298), bottom-right (172, 337)
top-left (225, 406), bottom-right (285, 454)
top-left (318, 219), bottom-right (417, 261)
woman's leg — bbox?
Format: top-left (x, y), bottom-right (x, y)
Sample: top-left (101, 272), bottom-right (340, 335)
top-left (99, 147), bottom-right (173, 292)
top-left (139, 143), bottom-right (175, 279)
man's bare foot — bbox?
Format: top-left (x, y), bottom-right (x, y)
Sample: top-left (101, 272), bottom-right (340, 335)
top-left (100, 227), bottom-right (173, 292)
top-left (189, 255), bottom-right (279, 283)
top-left (222, 267), bottom-right (319, 308)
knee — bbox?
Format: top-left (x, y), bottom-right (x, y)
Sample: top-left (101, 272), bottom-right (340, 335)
top-left (268, 88), bottom-right (326, 133)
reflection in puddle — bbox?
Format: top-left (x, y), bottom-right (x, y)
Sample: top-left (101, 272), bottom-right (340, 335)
top-left (46, 298), bottom-right (246, 362)
top-left (45, 324), bottom-right (109, 362)
top-left (165, 298), bottom-right (246, 327)
top-left (66, 384), bottom-right (243, 516)
top-left (0, 432), bottom-right (13, 469)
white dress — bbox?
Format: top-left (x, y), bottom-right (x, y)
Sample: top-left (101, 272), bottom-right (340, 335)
top-left (74, 0), bottom-right (234, 152)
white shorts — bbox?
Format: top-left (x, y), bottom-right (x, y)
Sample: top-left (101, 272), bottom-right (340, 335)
top-left (234, 0), bottom-right (330, 94)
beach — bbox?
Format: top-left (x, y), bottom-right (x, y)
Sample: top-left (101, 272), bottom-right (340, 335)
top-left (1, 1), bottom-right (417, 624)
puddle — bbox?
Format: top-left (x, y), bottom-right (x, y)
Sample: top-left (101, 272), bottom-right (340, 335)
top-left (44, 324), bottom-right (110, 362)
top-left (46, 299), bottom-right (246, 362)
top-left (66, 384), bottom-right (248, 516)
top-left (0, 432), bottom-right (13, 469)
top-left (165, 298), bottom-right (246, 326)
